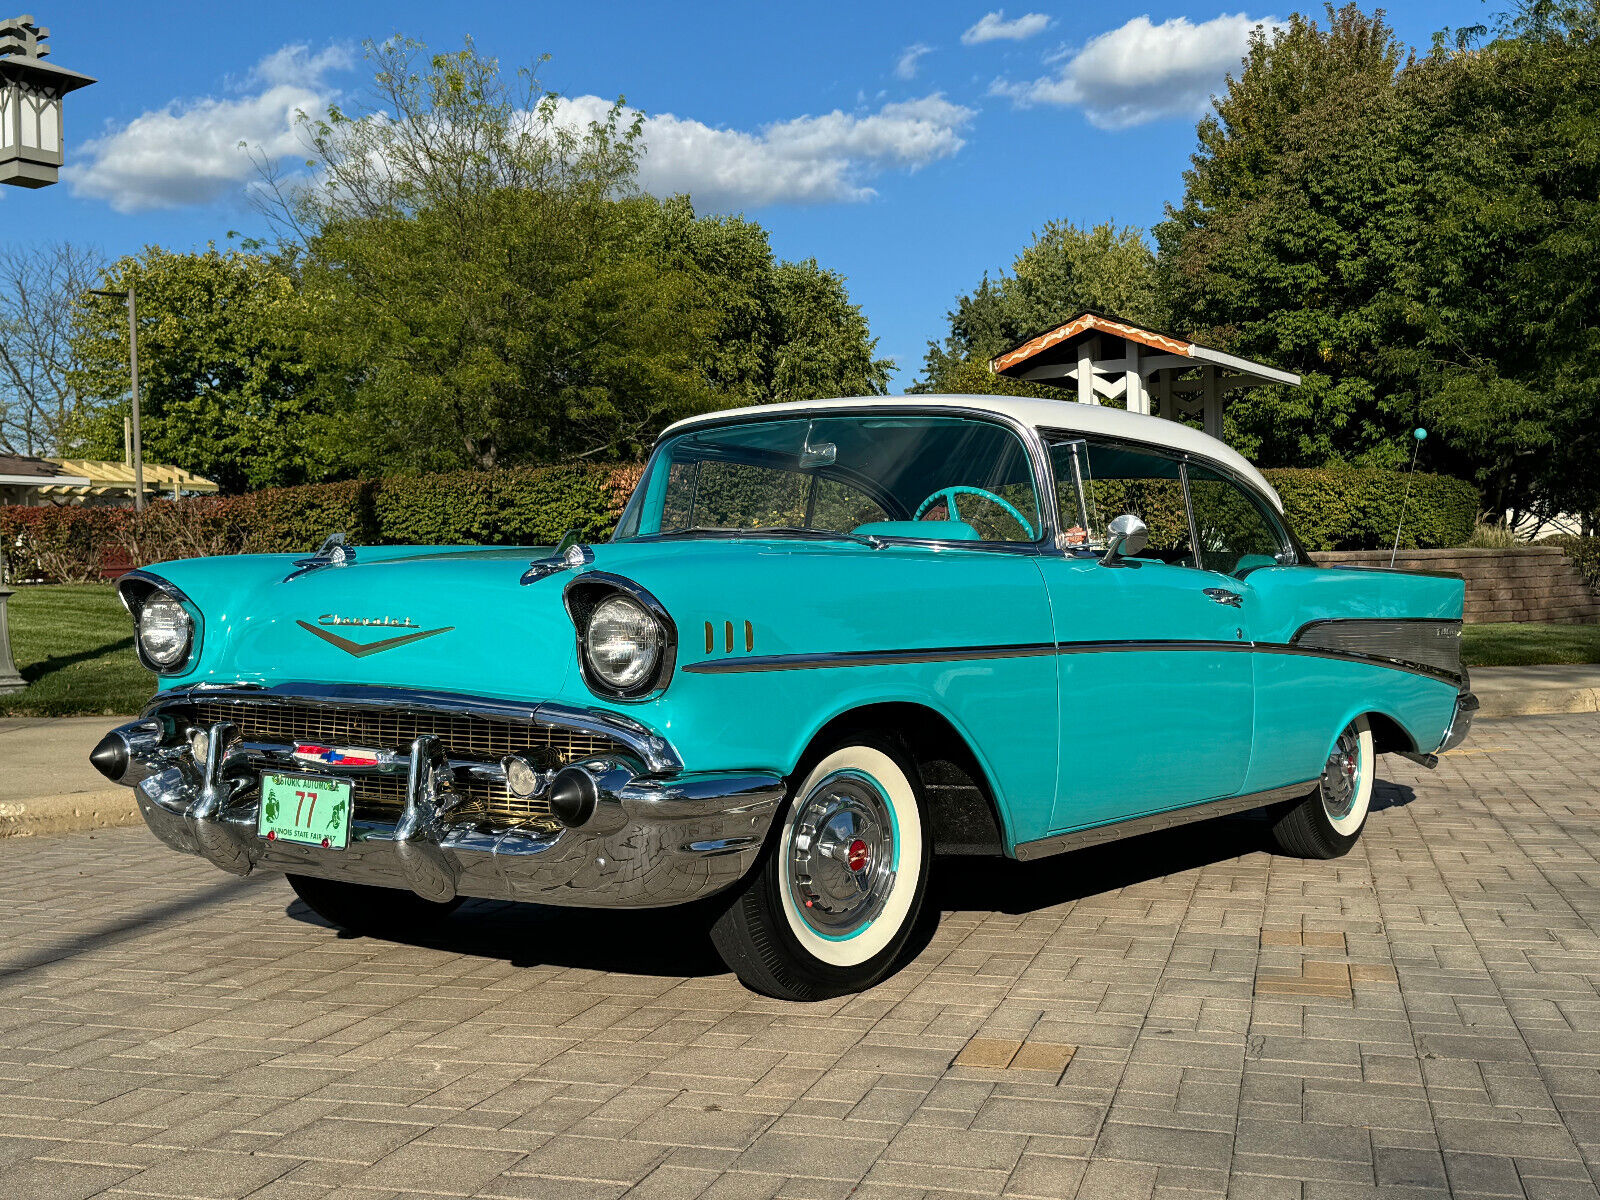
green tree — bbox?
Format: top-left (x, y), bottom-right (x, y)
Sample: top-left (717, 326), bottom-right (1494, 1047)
top-left (66, 246), bottom-right (327, 493)
top-left (919, 221), bottom-right (1160, 392)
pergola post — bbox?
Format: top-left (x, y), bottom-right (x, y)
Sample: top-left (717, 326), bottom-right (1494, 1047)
top-left (1125, 342), bottom-right (1147, 415)
top-left (1202, 366), bottom-right (1222, 439)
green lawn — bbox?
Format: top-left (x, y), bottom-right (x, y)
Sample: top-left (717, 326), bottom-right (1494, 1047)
top-left (1460, 621), bottom-right (1600, 668)
top-left (0, 584), bottom-right (154, 717)
top-left (0, 583), bottom-right (1594, 718)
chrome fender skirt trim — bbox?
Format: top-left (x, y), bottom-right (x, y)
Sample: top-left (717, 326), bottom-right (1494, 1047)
top-left (1013, 779), bottom-right (1318, 862)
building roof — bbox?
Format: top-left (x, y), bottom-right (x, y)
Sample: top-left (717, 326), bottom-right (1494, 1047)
top-left (991, 311), bottom-right (1301, 388)
top-left (0, 453), bottom-right (92, 489)
top-left (41, 459), bottom-right (220, 497)
top-left (660, 393), bottom-right (1283, 511)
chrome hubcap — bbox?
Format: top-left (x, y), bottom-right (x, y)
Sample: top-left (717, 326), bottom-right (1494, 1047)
top-left (1320, 728), bottom-right (1361, 821)
top-left (786, 770), bottom-right (897, 938)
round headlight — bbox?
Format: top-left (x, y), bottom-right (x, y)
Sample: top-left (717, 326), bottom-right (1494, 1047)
top-left (585, 594), bottom-right (663, 691)
top-left (138, 596), bottom-right (192, 669)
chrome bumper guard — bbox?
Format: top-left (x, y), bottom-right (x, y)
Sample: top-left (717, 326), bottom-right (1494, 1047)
top-left (97, 703), bottom-right (784, 909)
top-left (1437, 687), bottom-right (1478, 755)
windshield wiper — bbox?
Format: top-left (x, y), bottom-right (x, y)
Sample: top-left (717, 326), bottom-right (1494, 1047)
top-left (655, 526), bottom-right (884, 549)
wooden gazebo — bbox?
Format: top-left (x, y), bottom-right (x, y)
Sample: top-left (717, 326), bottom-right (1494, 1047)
top-left (991, 312), bottom-right (1300, 439)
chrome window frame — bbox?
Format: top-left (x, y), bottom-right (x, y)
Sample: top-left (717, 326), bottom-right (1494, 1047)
top-left (1034, 426), bottom-right (1297, 572)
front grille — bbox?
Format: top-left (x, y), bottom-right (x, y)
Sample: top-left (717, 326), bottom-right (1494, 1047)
top-left (184, 698), bottom-right (625, 826)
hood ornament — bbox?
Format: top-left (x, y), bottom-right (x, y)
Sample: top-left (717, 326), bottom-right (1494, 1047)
top-left (284, 532), bottom-right (356, 582)
top-left (521, 529), bottom-right (595, 585)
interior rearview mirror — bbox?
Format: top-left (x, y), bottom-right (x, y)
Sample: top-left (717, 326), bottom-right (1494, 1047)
top-left (1099, 514), bottom-right (1149, 566)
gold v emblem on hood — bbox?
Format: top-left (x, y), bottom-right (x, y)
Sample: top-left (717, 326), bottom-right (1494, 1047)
top-left (296, 620), bottom-right (454, 658)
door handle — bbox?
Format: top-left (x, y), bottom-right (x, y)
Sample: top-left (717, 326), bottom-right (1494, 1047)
top-left (1204, 587), bottom-right (1244, 608)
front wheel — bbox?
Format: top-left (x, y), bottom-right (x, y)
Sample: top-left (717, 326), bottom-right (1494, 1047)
top-left (1270, 715), bottom-right (1375, 859)
top-left (286, 873), bottom-right (463, 937)
top-left (711, 740), bottom-right (931, 1001)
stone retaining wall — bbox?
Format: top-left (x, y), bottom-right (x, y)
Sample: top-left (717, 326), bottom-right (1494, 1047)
top-left (1315, 546), bottom-right (1600, 624)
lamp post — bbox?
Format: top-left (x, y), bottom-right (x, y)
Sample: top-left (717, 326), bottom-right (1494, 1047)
top-left (90, 287), bottom-right (144, 512)
top-left (0, 553), bottom-right (23, 694)
top-left (1, 15), bottom-right (95, 189)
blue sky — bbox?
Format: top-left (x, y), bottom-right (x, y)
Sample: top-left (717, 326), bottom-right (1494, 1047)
top-left (17, 0), bottom-right (1492, 384)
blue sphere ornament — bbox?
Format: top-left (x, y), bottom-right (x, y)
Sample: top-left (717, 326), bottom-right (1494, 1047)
top-left (1414, 427), bottom-right (1427, 440)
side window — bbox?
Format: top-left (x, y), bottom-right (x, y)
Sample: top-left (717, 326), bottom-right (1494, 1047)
top-left (1064, 440), bottom-right (1196, 568)
top-left (1186, 464), bottom-right (1288, 576)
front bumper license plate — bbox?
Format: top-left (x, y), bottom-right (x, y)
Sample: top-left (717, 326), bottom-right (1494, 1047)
top-left (258, 772), bottom-right (353, 850)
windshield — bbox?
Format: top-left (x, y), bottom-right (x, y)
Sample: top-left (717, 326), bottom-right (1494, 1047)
top-left (614, 414), bottom-right (1043, 544)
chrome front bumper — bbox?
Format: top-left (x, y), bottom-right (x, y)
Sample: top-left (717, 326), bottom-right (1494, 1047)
top-left (96, 692), bottom-right (784, 909)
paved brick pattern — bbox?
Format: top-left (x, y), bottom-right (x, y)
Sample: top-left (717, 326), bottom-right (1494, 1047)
top-left (1, 714), bottom-right (1596, 1199)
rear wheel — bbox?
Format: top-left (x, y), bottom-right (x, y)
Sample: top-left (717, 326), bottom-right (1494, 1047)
top-left (1270, 715), bottom-right (1374, 859)
top-left (711, 739), bottom-right (930, 1001)
top-left (286, 874), bottom-right (462, 937)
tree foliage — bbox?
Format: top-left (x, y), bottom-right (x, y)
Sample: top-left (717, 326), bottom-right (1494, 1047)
top-left (918, 221), bottom-right (1161, 393)
top-left (1156, 1), bottom-right (1600, 530)
top-left (261, 38), bottom-right (887, 477)
top-left (66, 246), bottom-right (326, 493)
top-left (0, 242), bottom-right (102, 456)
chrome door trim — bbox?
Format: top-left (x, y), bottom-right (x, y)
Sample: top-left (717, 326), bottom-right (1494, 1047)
top-left (1013, 778), bottom-right (1318, 861)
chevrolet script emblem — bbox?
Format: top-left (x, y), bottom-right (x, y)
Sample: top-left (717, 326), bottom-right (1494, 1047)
top-left (297, 617), bottom-right (453, 657)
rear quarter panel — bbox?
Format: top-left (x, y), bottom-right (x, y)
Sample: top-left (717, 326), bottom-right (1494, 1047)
top-left (1243, 564), bottom-right (1466, 792)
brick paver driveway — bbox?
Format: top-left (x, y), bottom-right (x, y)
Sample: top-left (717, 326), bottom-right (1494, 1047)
top-left (2, 714), bottom-right (1597, 1200)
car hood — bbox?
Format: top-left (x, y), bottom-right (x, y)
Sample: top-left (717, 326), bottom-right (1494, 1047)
top-left (144, 535), bottom-right (1039, 703)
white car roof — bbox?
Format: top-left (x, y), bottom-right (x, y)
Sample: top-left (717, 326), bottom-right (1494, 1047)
top-left (662, 394), bottom-right (1284, 512)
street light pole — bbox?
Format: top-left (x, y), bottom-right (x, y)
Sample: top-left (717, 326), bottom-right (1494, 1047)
top-left (90, 286), bottom-right (144, 512)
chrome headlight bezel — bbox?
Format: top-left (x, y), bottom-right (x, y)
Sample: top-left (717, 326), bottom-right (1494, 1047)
top-left (564, 574), bottom-right (677, 702)
top-left (118, 571), bottom-right (201, 675)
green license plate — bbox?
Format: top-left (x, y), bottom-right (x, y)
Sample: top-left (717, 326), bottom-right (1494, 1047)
top-left (258, 773), bottom-right (353, 850)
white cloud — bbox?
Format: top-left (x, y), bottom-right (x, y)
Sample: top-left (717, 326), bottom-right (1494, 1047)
top-left (65, 44), bottom-right (350, 213)
top-left (560, 94), bottom-right (974, 209)
top-left (962, 10), bottom-right (1052, 44)
top-left (991, 13), bottom-right (1268, 129)
top-left (894, 42), bottom-right (934, 80)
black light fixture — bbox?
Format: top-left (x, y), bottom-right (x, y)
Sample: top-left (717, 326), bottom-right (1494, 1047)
top-left (1, 14), bottom-right (95, 189)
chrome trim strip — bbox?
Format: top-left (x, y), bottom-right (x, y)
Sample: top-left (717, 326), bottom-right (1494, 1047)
top-left (144, 682), bottom-right (684, 775)
top-left (682, 637), bottom-right (1464, 683)
top-left (1014, 779), bottom-right (1317, 862)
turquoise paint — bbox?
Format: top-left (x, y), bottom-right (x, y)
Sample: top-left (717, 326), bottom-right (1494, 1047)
top-left (1036, 556), bottom-right (1253, 830)
top-left (137, 496), bottom-right (1466, 863)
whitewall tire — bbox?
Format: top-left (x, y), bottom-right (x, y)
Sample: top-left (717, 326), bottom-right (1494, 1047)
top-left (1270, 715), bottom-right (1375, 858)
top-left (711, 738), bottom-right (931, 1000)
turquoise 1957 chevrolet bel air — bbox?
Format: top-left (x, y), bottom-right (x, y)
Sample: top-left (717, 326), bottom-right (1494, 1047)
top-left (91, 395), bottom-right (1476, 1000)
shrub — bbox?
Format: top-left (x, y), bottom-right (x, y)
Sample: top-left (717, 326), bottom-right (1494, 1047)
top-left (1545, 535), bottom-right (1600, 595)
top-left (0, 506), bottom-right (126, 583)
top-left (1264, 467), bottom-right (1478, 552)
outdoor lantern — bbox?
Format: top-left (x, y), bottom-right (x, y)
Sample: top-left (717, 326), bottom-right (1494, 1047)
top-left (0, 15), bottom-right (95, 189)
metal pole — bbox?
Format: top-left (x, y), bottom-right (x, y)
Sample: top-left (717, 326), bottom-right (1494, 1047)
top-left (127, 286), bottom-right (144, 512)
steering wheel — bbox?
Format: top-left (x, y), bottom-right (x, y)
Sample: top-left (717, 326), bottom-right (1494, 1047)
top-left (913, 486), bottom-right (1037, 540)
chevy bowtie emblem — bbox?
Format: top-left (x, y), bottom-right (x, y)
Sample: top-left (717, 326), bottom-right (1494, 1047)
top-left (296, 619), bottom-right (453, 657)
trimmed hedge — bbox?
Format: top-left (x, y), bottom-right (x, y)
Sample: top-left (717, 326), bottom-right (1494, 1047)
top-left (0, 464), bottom-right (637, 583)
top-left (1265, 467), bottom-right (1478, 553)
top-left (0, 460), bottom-right (1478, 580)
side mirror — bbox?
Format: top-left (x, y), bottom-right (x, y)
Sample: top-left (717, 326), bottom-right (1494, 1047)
top-left (1099, 514), bottom-right (1149, 566)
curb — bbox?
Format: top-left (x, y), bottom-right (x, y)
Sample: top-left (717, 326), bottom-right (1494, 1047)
top-left (1475, 687), bottom-right (1600, 719)
top-left (0, 789), bottom-right (142, 840)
